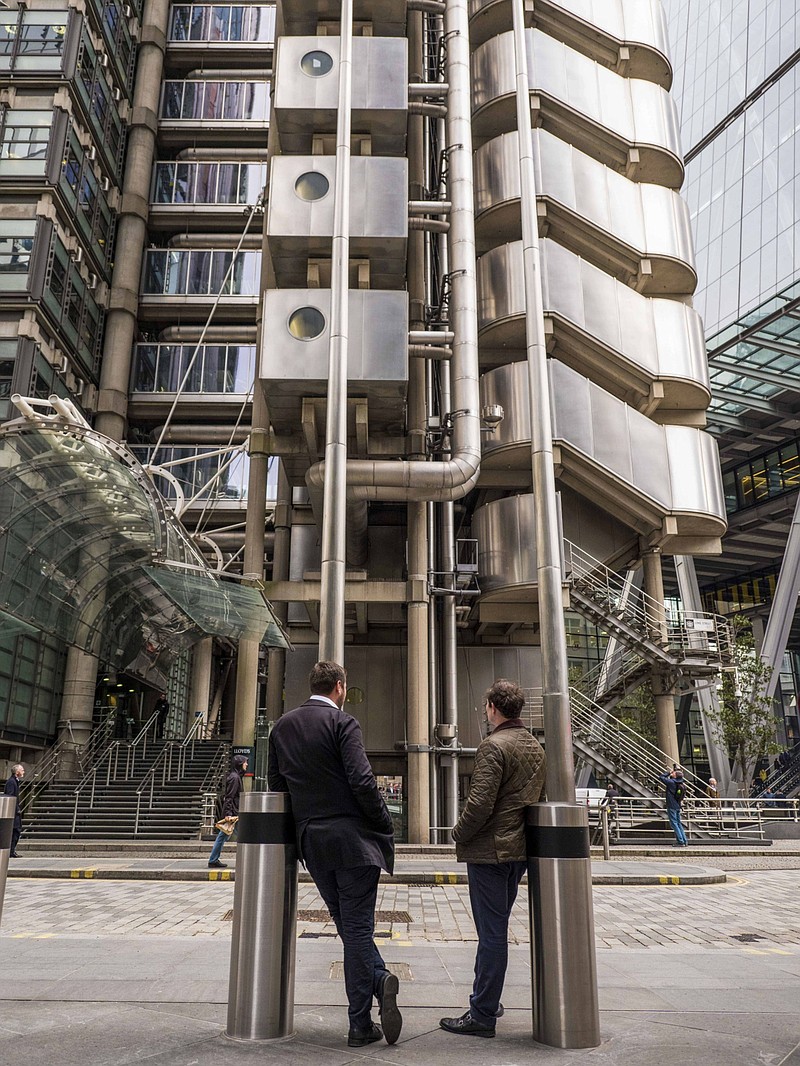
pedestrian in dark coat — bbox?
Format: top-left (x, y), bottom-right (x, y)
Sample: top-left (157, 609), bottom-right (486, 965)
top-left (207, 754), bottom-right (247, 868)
top-left (3, 764), bottom-right (25, 857)
top-left (268, 660), bottom-right (401, 1049)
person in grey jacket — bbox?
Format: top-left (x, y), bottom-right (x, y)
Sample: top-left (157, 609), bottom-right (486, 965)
top-left (440, 679), bottom-right (546, 1039)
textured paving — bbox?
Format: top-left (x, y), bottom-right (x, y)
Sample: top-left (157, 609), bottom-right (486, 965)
top-left (3, 869), bottom-right (800, 949)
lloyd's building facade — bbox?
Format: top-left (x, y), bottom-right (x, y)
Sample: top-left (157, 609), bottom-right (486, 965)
top-left (0, 0), bottom-right (731, 841)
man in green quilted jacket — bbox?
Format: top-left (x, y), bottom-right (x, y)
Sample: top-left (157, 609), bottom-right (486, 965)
top-left (439, 679), bottom-right (546, 1038)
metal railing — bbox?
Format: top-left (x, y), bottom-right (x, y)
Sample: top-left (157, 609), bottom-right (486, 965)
top-left (21, 713), bottom-right (120, 820)
top-left (198, 743), bottom-right (230, 837)
top-left (573, 648), bottom-right (650, 709)
top-left (132, 715), bottom-right (213, 834)
top-left (564, 540), bottom-right (733, 666)
top-left (758, 749), bottom-right (800, 799)
top-left (70, 710), bottom-right (162, 834)
top-left (602, 795), bottom-right (800, 844)
top-left (522, 686), bottom-right (704, 799)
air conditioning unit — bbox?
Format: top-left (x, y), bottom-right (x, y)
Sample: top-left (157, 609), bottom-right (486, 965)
top-left (88, 273), bottom-right (98, 290)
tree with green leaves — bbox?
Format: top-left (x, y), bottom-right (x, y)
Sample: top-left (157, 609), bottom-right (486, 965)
top-left (704, 616), bottom-right (778, 793)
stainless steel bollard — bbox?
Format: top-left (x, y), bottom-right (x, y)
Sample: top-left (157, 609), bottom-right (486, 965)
top-left (0, 795), bottom-right (16, 927)
top-left (526, 802), bottom-right (601, 1049)
top-left (226, 792), bottom-right (298, 1041)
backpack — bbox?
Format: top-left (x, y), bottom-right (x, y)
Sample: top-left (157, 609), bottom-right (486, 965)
top-left (674, 781), bottom-right (686, 804)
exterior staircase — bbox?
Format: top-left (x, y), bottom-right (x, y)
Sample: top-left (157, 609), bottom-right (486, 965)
top-left (22, 732), bottom-right (229, 839)
top-left (524, 541), bottom-right (735, 799)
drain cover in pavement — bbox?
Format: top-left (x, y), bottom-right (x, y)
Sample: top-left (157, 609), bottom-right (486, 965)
top-left (730, 933), bottom-right (766, 942)
top-left (330, 962), bottom-right (413, 980)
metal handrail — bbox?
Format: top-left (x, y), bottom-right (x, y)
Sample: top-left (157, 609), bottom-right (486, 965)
top-left (198, 742), bottom-right (230, 835)
top-left (523, 686), bottom-right (704, 799)
top-left (564, 540), bottom-right (734, 665)
top-left (133, 742), bottom-right (180, 835)
top-left (607, 795), bottom-right (800, 843)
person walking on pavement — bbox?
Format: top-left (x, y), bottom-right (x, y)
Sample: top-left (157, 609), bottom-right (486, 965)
top-left (440, 679), bottom-right (546, 1039)
top-left (659, 764), bottom-right (688, 846)
top-left (207, 754), bottom-right (247, 868)
top-left (4, 763), bottom-right (24, 857)
top-left (267, 660), bottom-right (402, 1049)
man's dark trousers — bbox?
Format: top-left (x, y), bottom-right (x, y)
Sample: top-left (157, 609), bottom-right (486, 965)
top-left (467, 861), bottom-right (527, 1025)
top-left (306, 860), bottom-right (390, 1030)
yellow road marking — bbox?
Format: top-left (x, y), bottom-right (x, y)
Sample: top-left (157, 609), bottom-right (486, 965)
top-left (433, 873), bottom-right (458, 885)
top-left (209, 870), bottom-right (232, 881)
top-left (658, 876), bottom-right (681, 885)
top-left (70, 869), bottom-right (95, 879)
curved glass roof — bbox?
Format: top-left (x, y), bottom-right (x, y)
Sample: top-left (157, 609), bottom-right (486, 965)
top-left (0, 418), bottom-right (289, 665)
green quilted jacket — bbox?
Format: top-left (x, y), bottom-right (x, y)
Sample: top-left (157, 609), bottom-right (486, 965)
top-left (452, 721), bottom-right (546, 863)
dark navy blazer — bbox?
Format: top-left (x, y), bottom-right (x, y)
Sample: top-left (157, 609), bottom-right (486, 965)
top-left (267, 698), bottom-right (394, 874)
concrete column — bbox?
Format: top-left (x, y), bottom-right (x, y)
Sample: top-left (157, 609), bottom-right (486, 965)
top-left (57, 646), bottom-right (97, 777)
top-left (96, 0), bottom-right (171, 442)
top-left (265, 463), bottom-right (291, 720)
top-left (57, 0), bottom-right (171, 757)
top-left (233, 388), bottom-right (271, 746)
top-left (641, 549), bottom-right (679, 764)
top-left (190, 638), bottom-right (213, 728)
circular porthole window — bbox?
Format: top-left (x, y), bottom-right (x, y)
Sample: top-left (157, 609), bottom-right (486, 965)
top-left (288, 306), bottom-right (326, 340)
top-left (346, 686), bottom-right (364, 705)
top-left (294, 171), bottom-right (330, 201)
top-left (300, 50), bottom-right (333, 77)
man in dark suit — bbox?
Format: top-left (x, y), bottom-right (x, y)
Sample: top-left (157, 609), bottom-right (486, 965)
top-left (268, 661), bottom-right (401, 1048)
top-left (3, 763), bottom-right (24, 857)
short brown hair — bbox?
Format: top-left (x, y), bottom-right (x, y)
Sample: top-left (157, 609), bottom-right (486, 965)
top-left (485, 679), bottom-right (524, 719)
top-left (309, 660), bottom-right (346, 696)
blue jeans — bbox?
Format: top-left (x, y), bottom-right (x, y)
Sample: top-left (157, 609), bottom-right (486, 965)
top-left (208, 823), bottom-right (236, 863)
top-left (467, 861), bottom-right (527, 1026)
top-left (667, 806), bottom-right (687, 845)
top-left (306, 862), bottom-right (389, 1030)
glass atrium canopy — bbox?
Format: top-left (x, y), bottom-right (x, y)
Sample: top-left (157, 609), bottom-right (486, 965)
top-left (0, 416), bottom-right (288, 670)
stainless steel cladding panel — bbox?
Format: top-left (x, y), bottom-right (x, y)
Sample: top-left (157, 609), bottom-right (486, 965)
top-left (268, 157), bottom-right (408, 240)
top-left (260, 289), bottom-right (408, 385)
top-left (473, 492), bottom-right (633, 594)
top-left (665, 425), bottom-right (727, 522)
top-left (471, 30), bottom-right (682, 185)
top-left (273, 37), bottom-right (408, 152)
top-left (468, 0), bottom-right (671, 87)
top-left (474, 130), bottom-right (696, 291)
top-left (477, 240), bottom-right (710, 406)
top-left (280, 0), bottom-right (408, 38)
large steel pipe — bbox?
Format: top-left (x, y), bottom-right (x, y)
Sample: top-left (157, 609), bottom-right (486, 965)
top-left (0, 795), bottom-right (15, 927)
top-left (526, 803), bottom-right (600, 1048)
top-left (226, 792), bottom-right (298, 1041)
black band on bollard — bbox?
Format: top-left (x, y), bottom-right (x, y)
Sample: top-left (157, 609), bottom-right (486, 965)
top-left (0, 817), bottom-right (13, 851)
top-left (526, 824), bottom-right (590, 860)
top-left (237, 811), bottom-right (295, 845)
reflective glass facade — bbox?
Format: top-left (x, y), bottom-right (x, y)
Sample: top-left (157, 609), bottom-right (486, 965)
top-left (666, 2), bottom-right (800, 335)
top-left (169, 5), bottom-right (275, 43)
top-left (152, 161), bottom-right (266, 205)
top-left (132, 343), bottom-right (256, 394)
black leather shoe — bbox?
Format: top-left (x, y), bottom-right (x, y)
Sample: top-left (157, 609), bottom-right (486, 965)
top-left (439, 1011), bottom-right (495, 1038)
top-left (9, 852), bottom-right (19, 858)
top-left (348, 1022), bottom-right (383, 1048)
top-left (208, 860), bottom-right (227, 868)
top-left (377, 972), bottom-right (402, 1044)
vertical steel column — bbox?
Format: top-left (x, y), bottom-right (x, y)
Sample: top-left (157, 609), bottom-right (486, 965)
top-left (511, 0), bottom-right (573, 803)
top-left (511, 0), bottom-right (600, 1047)
top-left (190, 637), bottom-right (213, 728)
top-left (266, 462), bottom-right (291, 720)
top-left (642, 549), bottom-right (679, 764)
top-left (318, 0), bottom-right (354, 665)
top-left (674, 555), bottom-right (731, 790)
top-left (758, 489), bottom-right (800, 699)
top-left (439, 370), bottom-right (460, 831)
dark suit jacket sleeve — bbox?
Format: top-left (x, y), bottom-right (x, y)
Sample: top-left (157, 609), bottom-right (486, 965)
top-left (338, 715), bottom-right (393, 834)
top-left (267, 735), bottom-right (288, 793)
